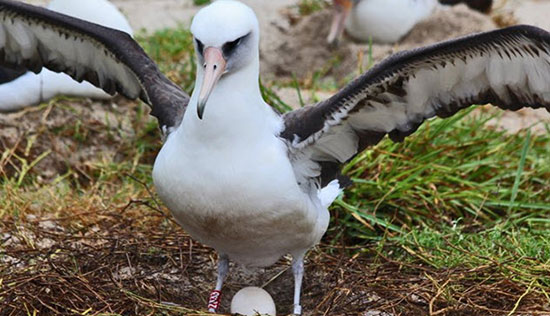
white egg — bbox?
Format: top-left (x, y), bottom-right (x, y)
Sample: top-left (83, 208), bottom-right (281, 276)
top-left (230, 286), bottom-right (276, 316)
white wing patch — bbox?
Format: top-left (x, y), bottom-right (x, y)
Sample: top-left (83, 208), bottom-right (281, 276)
top-left (9, 21), bottom-right (36, 58)
top-left (349, 100), bottom-right (411, 133)
top-left (311, 124), bottom-right (358, 163)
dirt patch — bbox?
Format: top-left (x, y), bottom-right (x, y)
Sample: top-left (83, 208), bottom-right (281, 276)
top-left (0, 97), bottom-right (160, 183)
top-left (402, 5), bottom-right (496, 45)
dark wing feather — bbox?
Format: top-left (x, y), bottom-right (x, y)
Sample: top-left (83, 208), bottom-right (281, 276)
top-left (0, 64), bottom-right (24, 83)
top-left (438, 0), bottom-right (493, 13)
top-left (281, 25), bottom-right (550, 187)
top-left (0, 0), bottom-right (188, 133)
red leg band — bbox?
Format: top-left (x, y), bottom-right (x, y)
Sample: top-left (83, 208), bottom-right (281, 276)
top-left (208, 290), bottom-right (222, 312)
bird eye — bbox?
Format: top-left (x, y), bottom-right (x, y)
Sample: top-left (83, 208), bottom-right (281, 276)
top-left (195, 38), bottom-right (204, 55)
top-left (222, 34), bottom-right (247, 56)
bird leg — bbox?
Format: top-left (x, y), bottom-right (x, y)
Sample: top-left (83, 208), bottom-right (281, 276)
top-left (208, 254), bottom-right (229, 313)
top-left (292, 254), bottom-right (305, 315)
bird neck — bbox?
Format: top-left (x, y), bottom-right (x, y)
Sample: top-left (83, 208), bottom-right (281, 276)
top-left (177, 56), bottom-right (282, 147)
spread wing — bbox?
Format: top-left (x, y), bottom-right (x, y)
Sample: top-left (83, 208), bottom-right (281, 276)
top-left (281, 25), bottom-right (550, 188)
top-left (0, 0), bottom-right (189, 133)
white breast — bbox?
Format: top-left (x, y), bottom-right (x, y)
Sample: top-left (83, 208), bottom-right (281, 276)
top-left (152, 99), bottom-right (328, 267)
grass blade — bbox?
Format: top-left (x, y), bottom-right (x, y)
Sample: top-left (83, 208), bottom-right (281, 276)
top-left (509, 130), bottom-right (531, 211)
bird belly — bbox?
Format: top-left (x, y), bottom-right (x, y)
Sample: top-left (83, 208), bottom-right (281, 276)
top-left (152, 133), bottom-right (328, 267)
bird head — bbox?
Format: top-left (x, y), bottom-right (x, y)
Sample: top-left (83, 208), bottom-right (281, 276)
top-left (190, 0), bottom-right (260, 120)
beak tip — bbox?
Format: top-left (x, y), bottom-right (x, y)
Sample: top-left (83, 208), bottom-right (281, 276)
top-left (197, 104), bottom-right (204, 120)
top-left (197, 99), bottom-right (207, 120)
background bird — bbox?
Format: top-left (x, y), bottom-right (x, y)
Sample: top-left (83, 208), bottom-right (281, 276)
top-left (328, 0), bottom-right (493, 45)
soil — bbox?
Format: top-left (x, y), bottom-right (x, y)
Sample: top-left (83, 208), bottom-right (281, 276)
top-left (0, 97), bottom-right (158, 183)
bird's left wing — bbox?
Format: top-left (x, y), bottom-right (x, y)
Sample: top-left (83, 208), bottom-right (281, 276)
top-left (281, 25), bottom-right (550, 188)
top-left (0, 0), bottom-right (189, 133)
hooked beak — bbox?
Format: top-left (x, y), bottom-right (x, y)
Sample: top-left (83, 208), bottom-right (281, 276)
top-left (197, 47), bottom-right (227, 120)
top-left (327, 0), bottom-right (353, 46)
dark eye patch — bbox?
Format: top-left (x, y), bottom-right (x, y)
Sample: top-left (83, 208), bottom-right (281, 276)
top-left (195, 38), bottom-right (204, 55)
top-left (222, 33), bottom-right (250, 57)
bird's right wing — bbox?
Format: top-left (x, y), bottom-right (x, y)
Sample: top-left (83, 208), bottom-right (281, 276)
top-left (0, 0), bottom-right (189, 133)
top-left (281, 25), bottom-right (550, 188)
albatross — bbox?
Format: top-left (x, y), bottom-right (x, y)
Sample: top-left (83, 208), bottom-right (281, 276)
top-left (1, 0), bottom-right (550, 314)
top-left (328, 0), bottom-right (493, 45)
top-left (0, 0), bottom-right (133, 112)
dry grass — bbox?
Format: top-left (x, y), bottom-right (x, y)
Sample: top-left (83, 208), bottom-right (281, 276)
top-left (2, 200), bottom-right (550, 315)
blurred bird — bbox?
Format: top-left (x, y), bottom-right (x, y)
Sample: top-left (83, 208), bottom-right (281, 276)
top-left (328, 0), bottom-right (493, 45)
top-left (1, 0), bottom-right (549, 315)
top-left (0, 0), bottom-right (133, 112)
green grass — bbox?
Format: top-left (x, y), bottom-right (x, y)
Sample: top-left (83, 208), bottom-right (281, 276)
top-left (326, 106), bottom-right (550, 272)
top-left (136, 27), bottom-right (196, 94)
top-left (193, 0), bottom-right (211, 6)
top-left (294, 0), bottom-right (328, 16)
top-left (344, 112), bottom-right (547, 228)
top-left (398, 224), bottom-right (550, 273)
top-left (332, 108), bottom-right (550, 235)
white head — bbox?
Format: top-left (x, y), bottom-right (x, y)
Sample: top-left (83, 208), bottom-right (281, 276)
top-left (190, 0), bottom-right (260, 119)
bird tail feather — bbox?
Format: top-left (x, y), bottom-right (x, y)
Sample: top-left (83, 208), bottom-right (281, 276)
top-left (318, 180), bottom-right (343, 208)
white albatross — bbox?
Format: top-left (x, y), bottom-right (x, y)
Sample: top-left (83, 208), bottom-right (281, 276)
top-left (328, 0), bottom-right (493, 45)
top-left (1, 0), bottom-right (550, 314)
top-left (0, 0), bottom-right (133, 112)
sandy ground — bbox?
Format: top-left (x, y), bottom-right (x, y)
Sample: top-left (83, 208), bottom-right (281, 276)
top-left (510, 0), bottom-right (550, 30)
top-left (25, 0), bottom-right (295, 36)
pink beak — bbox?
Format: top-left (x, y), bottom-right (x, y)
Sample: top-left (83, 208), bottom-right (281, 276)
top-left (197, 47), bottom-right (227, 119)
top-left (327, 0), bottom-right (353, 46)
